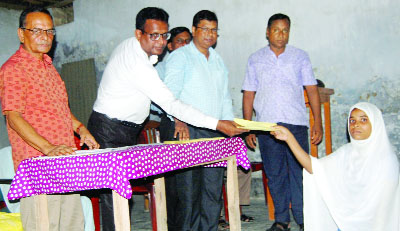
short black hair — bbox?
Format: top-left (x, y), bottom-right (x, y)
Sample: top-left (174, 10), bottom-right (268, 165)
top-left (168, 27), bottom-right (192, 43)
top-left (136, 7), bottom-right (169, 31)
top-left (19, 6), bottom-right (53, 28)
top-left (192, 10), bottom-right (218, 27)
top-left (267, 13), bottom-right (291, 28)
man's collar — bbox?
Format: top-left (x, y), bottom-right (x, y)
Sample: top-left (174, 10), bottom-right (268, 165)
top-left (18, 45), bottom-right (53, 65)
top-left (149, 54), bottom-right (158, 65)
top-left (267, 45), bottom-right (288, 57)
top-left (190, 41), bottom-right (214, 58)
top-left (134, 37), bottom-right (159, 65)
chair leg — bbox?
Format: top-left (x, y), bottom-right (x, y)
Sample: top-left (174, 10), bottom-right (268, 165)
top-left (90, 197), bottom-right (101, 231)
top-left (147, 184), bottom-right (157, 231)
top-left (222, 182), bottom-right (229, 222)
top-left (144, 193), bottom-right (150, 212)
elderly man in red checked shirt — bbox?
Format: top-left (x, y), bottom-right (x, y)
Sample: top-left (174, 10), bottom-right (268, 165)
top-left (0, 6), bottom-right (99, 231)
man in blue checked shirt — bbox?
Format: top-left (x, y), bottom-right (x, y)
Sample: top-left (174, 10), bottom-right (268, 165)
top-left (163, 10), bottom-right (233, 231)
top-left (242, 13), bottom-right (323, 231)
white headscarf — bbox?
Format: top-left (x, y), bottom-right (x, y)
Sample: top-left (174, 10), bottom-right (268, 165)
top-left (303, 102), bottom-right (400, 231)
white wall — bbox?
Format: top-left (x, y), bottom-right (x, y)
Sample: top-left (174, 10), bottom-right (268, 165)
top-left (1, 0), bottom-right (399, 157)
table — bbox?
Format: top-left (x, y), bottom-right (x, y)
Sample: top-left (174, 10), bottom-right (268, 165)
top-left (8, 137), bottom-right (249, 231)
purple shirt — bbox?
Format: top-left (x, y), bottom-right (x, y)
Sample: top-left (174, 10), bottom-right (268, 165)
top-left (242, 45), bottom-right (316, 126)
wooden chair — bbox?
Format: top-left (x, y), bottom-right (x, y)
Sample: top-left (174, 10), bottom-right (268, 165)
top-left (304, 87), bottom-right (334, 157)
top-left (222, 163), bottom-right (273, 222)
top-left (137, 120), bottom-right (161, 144)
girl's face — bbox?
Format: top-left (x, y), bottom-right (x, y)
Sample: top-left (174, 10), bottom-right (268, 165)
top-left (349, 108), bottom-right (372, 140)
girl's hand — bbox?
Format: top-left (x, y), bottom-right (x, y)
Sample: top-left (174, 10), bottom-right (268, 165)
top-left (270, 125), bottom-right (291, 141)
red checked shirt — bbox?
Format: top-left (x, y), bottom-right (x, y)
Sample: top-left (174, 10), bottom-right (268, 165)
top-left (0, 46), bottom-right (74, 171)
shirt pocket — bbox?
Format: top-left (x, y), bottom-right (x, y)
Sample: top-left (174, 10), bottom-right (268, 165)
top-left (254, 63), bottom-right (276, 90)
top-left (279, 63), bottom-right (303, 87)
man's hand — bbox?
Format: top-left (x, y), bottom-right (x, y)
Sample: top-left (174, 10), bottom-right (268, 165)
top-left (245, 134), bottom-right (257, 149)
top-left (304, 85), bottom-right (323, 145)
top-left (42, 144), bottom-right (77, 156)
top-left (216, 120), bottom-right (249, 137)
top-left (78, 126), bottom-right (100, 149)
top-left (310, 123), bottom-right (323, 145)
top-left (174, 119), bottom-right (190, 141)
top-left (5, 110), bottom-right (79, 156)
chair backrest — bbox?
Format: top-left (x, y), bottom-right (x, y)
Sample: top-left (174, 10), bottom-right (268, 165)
top-left (138, 120), bottom-right (160, 144)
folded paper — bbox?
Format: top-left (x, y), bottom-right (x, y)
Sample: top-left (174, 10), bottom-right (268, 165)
top-left (234, 118), bottom-right (276, 131)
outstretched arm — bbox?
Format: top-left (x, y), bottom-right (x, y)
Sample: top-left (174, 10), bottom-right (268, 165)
top-left (5, 110), bottom-right (76, 156)
top-left (216, 120), bottom-right (249, 137)
top-left (271, 125), bottom-right (313, 174)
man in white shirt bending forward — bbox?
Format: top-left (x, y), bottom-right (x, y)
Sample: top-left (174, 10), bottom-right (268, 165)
top-left (87, 7), bottom-right (247, 231)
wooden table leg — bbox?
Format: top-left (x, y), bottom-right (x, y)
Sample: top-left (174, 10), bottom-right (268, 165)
top-left (34, 194), bottom-right (49, 231)
top-left (324, 102), bottom-right (333, 155)
top-left (112, 191), bottom-right (130, 231)
top-left (226, 155), bottom-right (241, 230)
top-left (154, 176), bottom-right (167, 231)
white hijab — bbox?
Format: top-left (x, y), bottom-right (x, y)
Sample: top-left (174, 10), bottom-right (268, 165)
top-left (303, 102), bottom-right (400, 231)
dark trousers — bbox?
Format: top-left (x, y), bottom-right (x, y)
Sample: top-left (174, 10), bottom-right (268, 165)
top-left (159, 115), bottom-right (181, 230)
top-left (162, 118), bottom-right (224, 231)
top-left (258, 123), bottom-right (309, 225)
top-left (87, 111), bottom-right (142, 231)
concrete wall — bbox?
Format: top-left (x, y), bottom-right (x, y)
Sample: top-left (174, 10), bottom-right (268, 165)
top-left (0, 8), bottom-right (19, 148)
top-left (1, 0), bottom-right (399, 158)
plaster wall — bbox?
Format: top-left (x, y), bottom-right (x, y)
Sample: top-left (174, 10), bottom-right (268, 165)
top-left (0, 8), bottom-right (19, 148)
top-left (1, 0), bottom-right (399, 158)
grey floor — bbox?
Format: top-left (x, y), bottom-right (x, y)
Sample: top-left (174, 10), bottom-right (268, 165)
top-left (129, 195), bottom-right (301, 231)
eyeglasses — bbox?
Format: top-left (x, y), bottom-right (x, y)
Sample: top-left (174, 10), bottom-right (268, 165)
top-left (141, 30), bottom-right (171, 41)
top-left (21, 27), bottom-right (56, 36)
top-left (196, 27), bottom-right (218, 34)
top-left (175, 38), bottom-right (191, 44)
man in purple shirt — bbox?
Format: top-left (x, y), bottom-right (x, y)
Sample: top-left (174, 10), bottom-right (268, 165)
top-left (242, 13), bottom-right (323, 231)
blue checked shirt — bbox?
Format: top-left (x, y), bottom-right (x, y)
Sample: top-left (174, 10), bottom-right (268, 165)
top-left (164, 42), bottom-right (234, 121)
top-left (242, 45), bottom-right (317, 126)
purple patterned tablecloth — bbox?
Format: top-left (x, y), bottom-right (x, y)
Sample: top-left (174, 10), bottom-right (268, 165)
top-left (8, 137), bottom-right (248, 200)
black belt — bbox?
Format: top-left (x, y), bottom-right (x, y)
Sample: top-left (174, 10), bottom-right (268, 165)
top-left (95, 111), bottom-right (143, 128)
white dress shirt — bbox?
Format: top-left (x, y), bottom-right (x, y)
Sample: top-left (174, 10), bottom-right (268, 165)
top-left (93, 37), bottom-right (218, 130)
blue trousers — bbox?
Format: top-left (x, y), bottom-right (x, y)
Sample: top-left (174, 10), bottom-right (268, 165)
top-left (258, 123), bottom-right (309, 225)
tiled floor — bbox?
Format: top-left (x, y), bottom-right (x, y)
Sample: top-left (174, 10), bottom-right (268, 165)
top-left (129, 195), bottom-right (301, 231)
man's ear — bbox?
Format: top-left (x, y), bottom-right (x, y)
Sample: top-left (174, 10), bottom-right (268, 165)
top-left (192, 26), bottom-right (197, 35)
top-left (167, 42), bottom-right (172, 51)
top-left (18, 28), bottom-right (25, 43)
top-left (266, 28), bottom-right (269, 40)
top-left (135, 29), bottom-right (142, 40)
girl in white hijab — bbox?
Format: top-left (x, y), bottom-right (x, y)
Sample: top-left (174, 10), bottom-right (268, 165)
top-left (271, 102), bottom-right (400, 231)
